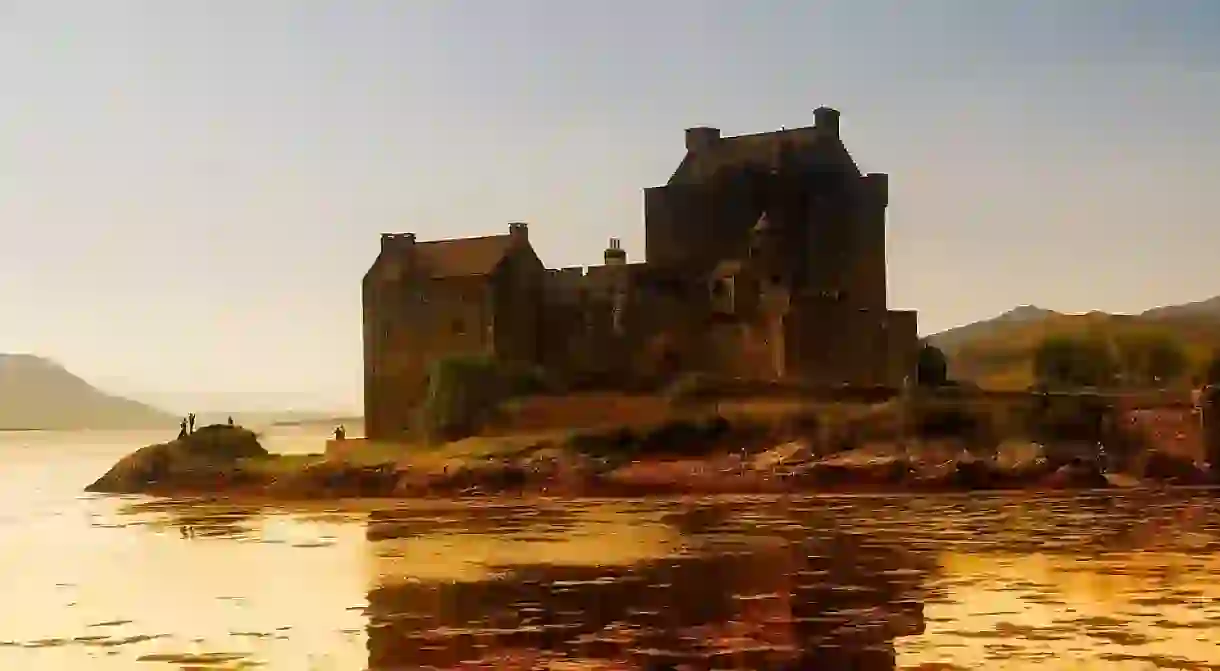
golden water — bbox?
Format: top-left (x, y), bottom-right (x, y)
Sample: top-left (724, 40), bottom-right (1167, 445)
top-left (2, 428), bottom-right (1220, 669)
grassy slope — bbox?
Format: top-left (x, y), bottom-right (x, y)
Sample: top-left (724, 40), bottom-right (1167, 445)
top-left (935, 311), bottom-right (1220, 390)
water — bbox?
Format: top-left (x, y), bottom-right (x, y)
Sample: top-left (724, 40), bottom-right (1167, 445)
top-left (3, 430), bottom-right (1220, 669)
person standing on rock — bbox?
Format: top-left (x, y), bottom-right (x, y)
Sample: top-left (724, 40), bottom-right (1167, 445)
top-left (178, 418), bottom-right (188, 439)
top-left (188, 413), bottom-right (196, 434)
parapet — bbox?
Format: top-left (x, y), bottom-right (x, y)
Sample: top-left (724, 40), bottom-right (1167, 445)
top-left (814, 106), bottom-right (840, 138)
top-left (685, 127), bottom-right (721, 152)
top-left (508, 222), bottom-right (529, 243)
top-left (380, 233), bottom-right (416, 252)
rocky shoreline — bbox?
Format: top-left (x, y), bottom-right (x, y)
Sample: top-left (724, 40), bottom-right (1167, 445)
top-left (85, 423), bottom-right (1215, 501)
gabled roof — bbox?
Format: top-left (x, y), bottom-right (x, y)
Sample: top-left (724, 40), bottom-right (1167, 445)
top-left (667, 125), bottom-right (860, 185)
top-left (411, 235), bottom-right (516, 278)
top-left (369, 234), bottom-right (518, 282)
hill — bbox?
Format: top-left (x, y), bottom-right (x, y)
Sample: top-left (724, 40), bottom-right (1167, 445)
top-left (0, 354), bottom-right (177, 430)
top-left (926, 297), bottom-right (1220, 390)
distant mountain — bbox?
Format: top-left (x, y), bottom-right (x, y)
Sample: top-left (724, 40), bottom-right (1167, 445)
top-left (1139, 295), bottom-right (1220, 321)
top-left (925, 296), bottom-right (1220, 390)
top-left (926, 305), bottom-right (1059, 352)
top-left (0, 354), bottom-right (177, 430)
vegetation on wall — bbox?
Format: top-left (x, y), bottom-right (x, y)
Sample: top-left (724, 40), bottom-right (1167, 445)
top-left (418, 354), bottom-right (553, 442)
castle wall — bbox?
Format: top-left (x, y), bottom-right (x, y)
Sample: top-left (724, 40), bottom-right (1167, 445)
top-left (703, 318), bottom-right (779, 380)
top-left (365, 270), bottom-right (494, 439)
top-left (885, 309), bottom-right (919, 387)
top-left (851, 174), bottom-right (889, 311)
top-left (784, 300), bottom-right (890, 386)
top-left (644, 174), bottom-right (765, 271)
top-left (491, 247), bottom-right (546, 365)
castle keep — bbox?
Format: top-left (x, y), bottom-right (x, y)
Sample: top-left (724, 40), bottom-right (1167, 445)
top-left (362, 108), bottom-right (918, 439)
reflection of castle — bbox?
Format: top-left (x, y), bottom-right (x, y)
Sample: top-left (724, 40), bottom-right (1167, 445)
top-left (363, 107), bottom-right (918, 439)
top-left (363, 508), bottom-right (927, 670)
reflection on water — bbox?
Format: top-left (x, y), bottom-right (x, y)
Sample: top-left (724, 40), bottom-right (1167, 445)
top-left (3, 431), bottom-right (1220, 669)
top-left (364, 501), bottom-right (927, 669)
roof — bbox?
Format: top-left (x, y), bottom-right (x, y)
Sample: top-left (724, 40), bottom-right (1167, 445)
top-left (383, 234), bottom-right (516, 279)
top-left (667, 125), bottom-right (860, 185)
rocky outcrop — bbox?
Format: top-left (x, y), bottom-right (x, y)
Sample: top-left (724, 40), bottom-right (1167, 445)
top-left (85, 425), bottom-right (267, 493)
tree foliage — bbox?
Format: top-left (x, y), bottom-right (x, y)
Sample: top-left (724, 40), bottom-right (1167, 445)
top-left (1031, 334), bottom-right (1117, 388)
top-left (1204, 349), bottom-right (1220, 386)
top-left (1114, 332), bottom-right (1188, 386)
top-left (915, 343), bottom-right (949, 387)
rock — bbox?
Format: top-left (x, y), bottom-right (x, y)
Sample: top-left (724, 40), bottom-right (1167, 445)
top-left (750, 441), bottom-right (814, 471)
top-left (794, 453), bottom-right (911, 488)
top-left (1041, 460), bottom-right (1109, 489)
top-left (265, 460), bottom-right (400, 499)
top-left (85, 424), bottom-right (267, 493)
top-left (1141, 451), bottom-right (1213, 485)
top-left (993, 440), bottom-right (1048, 471)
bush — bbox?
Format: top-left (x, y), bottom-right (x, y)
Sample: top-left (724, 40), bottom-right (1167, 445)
top-left (916, 344), bottom-right (949, 387)
top-left (1022, 392), bottom-right (1109, 444)
top-left (1032, 334), bottom-right (1117, 388)
top-left (663, 372), bottom-right (720, 405)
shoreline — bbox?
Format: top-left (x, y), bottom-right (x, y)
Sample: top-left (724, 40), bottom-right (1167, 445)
top-left (99, 479), bottom-right (1218, 509)
top-left (90, 452), bottom-right (1211, 503)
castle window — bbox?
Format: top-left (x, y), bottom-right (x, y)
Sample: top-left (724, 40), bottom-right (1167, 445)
top-left (451, 318), bottom-right (466, 335)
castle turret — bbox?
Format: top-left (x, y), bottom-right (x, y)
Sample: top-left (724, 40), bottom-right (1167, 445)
top-left (814, 106), bottom-right (840, 138)
top-left (603, 237), bottom-right (626, 266)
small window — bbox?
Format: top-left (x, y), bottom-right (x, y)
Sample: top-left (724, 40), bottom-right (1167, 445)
top-left (451, 318), bottom-right (466, 335)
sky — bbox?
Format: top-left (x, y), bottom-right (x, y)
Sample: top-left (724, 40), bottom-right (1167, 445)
top-left (1, 1), bottom-right (1218, 411)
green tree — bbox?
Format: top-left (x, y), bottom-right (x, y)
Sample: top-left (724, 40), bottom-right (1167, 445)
top-left (915, 343), bottom-right (949, 387)
top-left (1115, 332), bottom-right (1188, 386)
top-left (1204, 349), bottom-right (1220, 386)
top-left (1032, 334), bottom-right (1117, 388)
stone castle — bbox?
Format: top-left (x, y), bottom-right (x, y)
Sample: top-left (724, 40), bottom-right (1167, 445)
top-left (362, 107), bottom-right (918, 439)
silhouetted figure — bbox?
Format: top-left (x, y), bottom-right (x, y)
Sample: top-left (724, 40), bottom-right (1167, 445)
top-left (178, 418), bottom-right (188, 439)
top-left (188, 413), bottom-right (196, 434)
top-left (227, 416), bottom-right (234, 426)
top-left (334, 424), bottom-right (346, 441)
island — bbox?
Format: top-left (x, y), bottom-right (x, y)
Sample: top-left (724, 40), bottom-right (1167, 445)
top-left (85, 107), bottom-right (1220, 500)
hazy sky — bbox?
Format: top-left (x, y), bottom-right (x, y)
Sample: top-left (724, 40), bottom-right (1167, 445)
top-left (1, 1), bottom-right (1217, 410)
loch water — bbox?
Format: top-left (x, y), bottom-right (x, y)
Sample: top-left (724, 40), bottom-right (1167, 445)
top-left (2, 428), bottom-right (1220, 670)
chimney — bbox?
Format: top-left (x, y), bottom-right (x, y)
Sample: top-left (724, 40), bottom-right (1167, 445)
top-left (508, 222), bottom-right (528, 245)
top-left (604, 237), bottom-right (627, 266)
top-left (380, 232), bottom-right (416, 252)
top-left (814, 107), bottom-right (840, 138)
top-left (684, 127), bottom-right (721, 152)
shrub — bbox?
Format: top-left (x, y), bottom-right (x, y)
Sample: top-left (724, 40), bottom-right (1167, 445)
top-left (916, 344), bottom-right (949, 387)
top-left (663, 372), bottom-right (720, 405)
